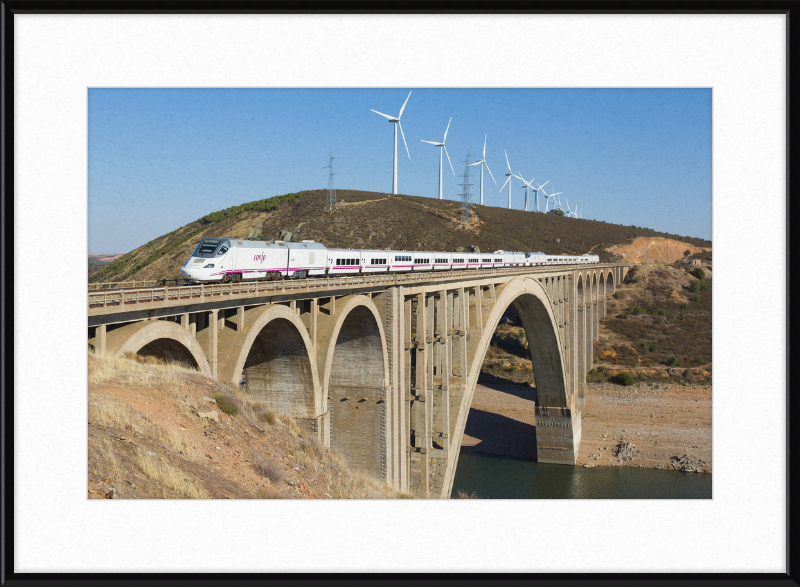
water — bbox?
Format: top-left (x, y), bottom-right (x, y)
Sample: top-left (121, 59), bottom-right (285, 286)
top-left (452, 452), bottom-right (712, 499)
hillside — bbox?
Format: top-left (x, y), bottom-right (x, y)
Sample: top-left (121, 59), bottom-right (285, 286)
top-left (88, 351), bottom-right (411, 499)
top-left (480, 256), bottom-right (712, 386)
top-left (89, 189), bottom-right (711, 283)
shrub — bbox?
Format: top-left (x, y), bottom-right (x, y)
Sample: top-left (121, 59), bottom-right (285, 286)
top-left (684, 249), bottom-right (692, 257)
top-left (213, 393), bottom-right (241, 416)
top-left (255, 459), bottom-right (285, 483)
top-left (593, 357), bottom-right (599, 364)
top-left (667, 356), bottom-right (678, 367)
top-left (689, 278), bottom-right (712, 293)
top-left (631, 306), bottom-right (643, 316)
top-left (613, 371), bottom-right (636, 386)
top-left (680, 303), bottom-right (689, 310)
top-left (656, 308), bottom-right (666, 316)
top-left (264, 411), bottom-right (278, 426)
top-left (693, 294), bottom-right (700, 302)
top-left (619, 313), bottom-right (629, 320)
top-left (691, 267), bottom-right (705, 280)
top-left (648, 343), bottom-right (658, 352)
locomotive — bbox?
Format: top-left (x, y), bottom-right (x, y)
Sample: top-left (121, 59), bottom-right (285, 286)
top-left (180, 238), bottom-right (599, 284)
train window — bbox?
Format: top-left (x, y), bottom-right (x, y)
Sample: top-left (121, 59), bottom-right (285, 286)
top-left (197, 239), bottom-right (221, 256)
top-left (217, 246), bottom-right (228, 255)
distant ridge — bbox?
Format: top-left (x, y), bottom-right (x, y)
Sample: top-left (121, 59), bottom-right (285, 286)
top-left (90, 189), bottom-right (711, 283)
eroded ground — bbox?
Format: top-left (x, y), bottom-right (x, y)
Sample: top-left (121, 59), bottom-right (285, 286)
top-left (461, 380), bottom-right (711, 473)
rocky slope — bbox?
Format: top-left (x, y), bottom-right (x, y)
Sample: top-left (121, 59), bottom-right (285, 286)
top-left (88, 352), bottom-right (411, 499)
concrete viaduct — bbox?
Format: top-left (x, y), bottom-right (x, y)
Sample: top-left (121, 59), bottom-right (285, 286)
top-left (88, 263), bottom-right (629, 498)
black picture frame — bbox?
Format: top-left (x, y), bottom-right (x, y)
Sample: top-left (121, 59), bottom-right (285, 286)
top-left (1, 2), bottom-right (794, 585)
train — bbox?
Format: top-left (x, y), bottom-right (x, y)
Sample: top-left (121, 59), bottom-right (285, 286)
top-left (180, 238), bottom-right (600, 284)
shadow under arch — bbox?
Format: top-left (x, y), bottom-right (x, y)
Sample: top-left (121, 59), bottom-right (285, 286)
top-left (231, 304), bottom-right (321, 420)
top-left (115, 320), bottom-right (211, 376)
top-left (442, 275), bottom-right (575, 498)
top-left (322, 295), bottom-right (390, 478)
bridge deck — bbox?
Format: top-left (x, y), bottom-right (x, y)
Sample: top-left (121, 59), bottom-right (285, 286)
top-left (89, 264), bottom-right (621, 319)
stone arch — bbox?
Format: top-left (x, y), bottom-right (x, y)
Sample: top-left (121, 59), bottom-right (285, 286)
top-left (606, 270), bottom-right (615, 297)
top-left (322, 295), bottom-right (390, 477)
top-left (114, 320), bottom-right (211, 376)
top-left (443, 276), bottom-right (569, 497)
top-left (230, 304), bottom-right (320, 419)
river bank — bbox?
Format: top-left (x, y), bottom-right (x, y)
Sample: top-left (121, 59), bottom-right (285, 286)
top-left (460, 380), bottom-right (711, 473)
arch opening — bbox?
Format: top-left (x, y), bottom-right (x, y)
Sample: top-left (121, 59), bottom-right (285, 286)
top-left (327, 306), bottom-right (386, 475)
top-left (137, 338), bottom-right (199, 370)
top-left (242, 318), bottom-right (315, 417)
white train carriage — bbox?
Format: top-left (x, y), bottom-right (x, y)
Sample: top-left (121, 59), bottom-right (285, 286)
top-left (411, 252), bottom-right (434, 272)
top-left (361, 250), bottom-right (391, 273)
top-left (526, 252), bottom-right (547, 266)
top-left (466, 255), bottom-right (481, 268)
top-left (432, 253), bottom-right (451, 271)
top-left (327, 249), bottom-right (363, 275)
top-left (495, 250), bottom-right (524, 267)
top-left (286, 240), bottom-right (327, 278)
top-left (181, 238), bottom-right (291, 283)
top-left (451, 254), bottom-right (467, 270)
top-left (480, 254), bottom-right (493, 268)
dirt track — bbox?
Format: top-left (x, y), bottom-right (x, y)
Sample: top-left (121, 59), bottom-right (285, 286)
top-left (461, 380), bottom-right (711, 472)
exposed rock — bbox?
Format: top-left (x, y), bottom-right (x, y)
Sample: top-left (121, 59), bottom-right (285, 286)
top-left (198, 410), bottom-right (220, 423)
top-left (613, 441), bottom-right (639, 463)
top-left (671, 454), bottom-right (706, 472)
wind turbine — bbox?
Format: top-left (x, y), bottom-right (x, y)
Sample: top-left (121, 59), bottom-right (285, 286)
top-left (533, 180), bottom-right (550, 212)
top-left (467, 134), bottom-right (496, 205)
top-left (421, 117), bottom-right (455, 200)
top-left (371, 90), bottom-right (412, 195)
top-left (518, 174), bottom-right (537, 211)
top-left (544, 186), bottom-right (562, 213)
top-left (499, 150), bottom-right (522, 209)
top-left (565, 197), bottom-right (577, 217)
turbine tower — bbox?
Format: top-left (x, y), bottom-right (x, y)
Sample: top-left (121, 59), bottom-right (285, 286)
top-left (533, 180), bottom-right (550, 212)
top-left (518, 174), bottom-right (537, 211)
top-left (421, 117), bottom-right (455, 200)
top-left (499, 150), bottom-right (522, 209)
top-left (467, 134), bottom-right (496, 205)
top-left (371, 90), bottom-right (412, 195)
top-left (544, 186), bottom-right (562, 213)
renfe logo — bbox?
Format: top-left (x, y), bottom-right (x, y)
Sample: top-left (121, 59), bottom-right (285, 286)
top-left (254, 253), bottom-right (267, 264)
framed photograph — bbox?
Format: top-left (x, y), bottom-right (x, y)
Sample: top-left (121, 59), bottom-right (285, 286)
top-left (2, 4), bottom-right (792, 584)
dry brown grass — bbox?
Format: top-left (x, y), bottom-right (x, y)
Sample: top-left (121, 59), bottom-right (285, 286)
top-left (137, 451), bottom-right (209, 499)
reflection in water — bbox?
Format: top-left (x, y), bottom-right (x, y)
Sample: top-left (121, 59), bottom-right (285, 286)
top-left (452, 452), bottom-right (712, 499)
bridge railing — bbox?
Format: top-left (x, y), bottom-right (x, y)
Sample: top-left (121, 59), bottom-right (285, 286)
top-left (88, 264), bottom-right (614, 310)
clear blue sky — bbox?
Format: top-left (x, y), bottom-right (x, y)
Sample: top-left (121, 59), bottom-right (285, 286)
top-left (88, 88), bottom-right (711, 253)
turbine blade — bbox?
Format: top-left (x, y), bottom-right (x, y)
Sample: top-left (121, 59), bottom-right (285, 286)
top-left (371, 109), bottom-right (394, 120)
top-left (468, 161), bottom-right (482, 166)
top-left (483, 134), bottom-right (487, 159)
top-left (443, 145), bottom-right (455, 175)
top-left (443, 117), bottom-right (452, 142)
top-left (398, 90), bottom-right (412, 119)
top-left (501, 176), bottom-right (510, 191)
top-left (484, 162), bottom-right (496, 183)
top-left (537, 179), bottom-right (550, 190)
top-left (421, 140), bottom-right (438, 145)
top-left (505, 149), bottom-right (511, 172)
top-left (398, 121), bottom-right (410, 159)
